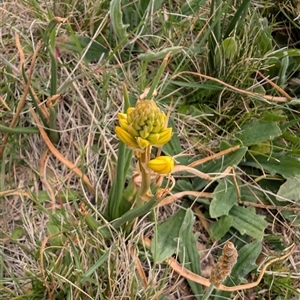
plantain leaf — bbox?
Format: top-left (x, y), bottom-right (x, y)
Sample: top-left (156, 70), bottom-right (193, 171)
top-left (243, 153), bottom-right (300, 179)
top-left (210, 215), bottom-right (233, 241)
top-left (138, 47), bottom-right (183, 61)
top-left (151, 209), bottom-right (186, 263)
top-left (11, 227), bottom-right (24, 239)
top-left (178, 209), bottom-right (202, 298)
top-left (110, 0), bottom-right (129, 41)
top-left (277, 176), bottom-right (300, 202)
top-left (193, 146), bottom-right (247, 190)
top-left (236, 119), bottom-right (282, 146)
top-left (221, 37), bottom-right (238, 60)
top-left (229, 206), bottom-right (268, 240)
top-left (210, 178), bottom-right (237, 218)
top-left (231, 240), bottom-right (262, 282)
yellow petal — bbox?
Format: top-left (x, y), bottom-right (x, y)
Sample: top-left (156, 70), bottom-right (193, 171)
top-left (147, 156), bottom-right (174, 174)
top-left (119, 118), bottom-right (129, 131)
top-left (136, 137), bottom-right (150, 149)
top-left (127, 124), bottom-right (140, 137)
top-left (126, 107), bottom-right (135, 115)
top-left (115, 126), bottom-right (139, 148)
top-left (126, 107), bottom-right (135, 123)
top-left (147, 133), bottom-right (160, 144)
top-left (148, 127), bottom-right (172, 146)
top-left (117, 113), bottom-right (127, 121)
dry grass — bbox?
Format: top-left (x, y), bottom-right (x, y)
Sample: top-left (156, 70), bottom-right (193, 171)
top-left (0, 1), bottom-right (195, 298)
top-left (1, 0), bottom-right (300, 299)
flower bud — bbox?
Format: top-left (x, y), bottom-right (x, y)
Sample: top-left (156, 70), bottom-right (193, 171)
top-left (147, 128), bottom-right (172, 146)
top-left (115, 126), bottom-right (139, 149)
top-left (147, 156), bottom-right (174, 174)
top-left (115, 99), bottom-right (172, 151)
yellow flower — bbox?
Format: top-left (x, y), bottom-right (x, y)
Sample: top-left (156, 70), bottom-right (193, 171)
top-left (147, 156), bottom-right (174, 174)
top-left (115, 100), bottom-right (172, 150)
top-left (147, 128), bottom-right (173, 147)
top-left (115, 126), bottom-right (139, 149)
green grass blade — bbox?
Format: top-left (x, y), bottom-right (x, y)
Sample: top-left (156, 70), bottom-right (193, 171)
top-left (224, 0), bottom-right (251, 38)
top-left (111, 194), bottom-right (160, 229)
top-left (107, 84), bottom-right (133, 220)
top-left (0, 125), bottom-right (39, 134)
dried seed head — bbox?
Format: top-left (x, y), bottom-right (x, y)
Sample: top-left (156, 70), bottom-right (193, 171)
top-left (209, 241), bottom-right (238, 287)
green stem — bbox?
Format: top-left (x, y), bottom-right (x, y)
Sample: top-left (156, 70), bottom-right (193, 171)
top-left (202, 284), bottom-right (215, 300)
top-left (137, 146), bottom-right (151, 203)
top-left (0, 125), bottom-right (39, 134)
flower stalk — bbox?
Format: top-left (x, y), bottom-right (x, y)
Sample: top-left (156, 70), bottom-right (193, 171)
top-left (115, 99), bottom-right (174, 206)
top-left (137, 148), bottom-right (151, 199)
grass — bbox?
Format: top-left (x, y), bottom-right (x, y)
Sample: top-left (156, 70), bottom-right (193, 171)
top-left (1, 0), bottom-right (300, 299)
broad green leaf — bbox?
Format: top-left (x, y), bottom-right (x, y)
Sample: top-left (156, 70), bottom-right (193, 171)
top-left (47, 224), bottom-right (66, 246)
top-left (282, 131), bottom-right (300, 144)
top-left (231, 240), bottom-right (262, 282)
top-left (56, 35), bottom-right (109, 62)
top-left (193, 147), bottom-right (247, 190)
top-left (262, 111), bottom-right (286, 122)
top-left (107, 84), bottom-right (133, 220)
top-left (281, 210), bottom-right (300, 225)
top-left (229, 206), bottom-right (268, 240)
top-left (249, 13), bottom-right (272, 55)
top-left (278, 56), bottom-right (289, 87)
top-left (210, 215), bottom-right (233, 240)
top-left (33, 190), bottom-right (80, 203)
top-left (267, 48), bottom-right (300, 59)
top-left (178, 209), bottom-right (202, 298)
top-left (210, 179), bottom-right (237, 218)
top-left (47, 211), bottom-right (72, 246)
top-left (110, 0), bottom-right (129, 41)
top-left (175, 180), bottom-right (193, 192)
top-left (277, 176), bottom-right (300, 202)
top-left (236, 120), bottom-right (282, 146)
top-left (151, 209), bottom-right (186, 263)
top-left (243, 154), bottom-right (300, 179)
top-left (250, 141), bottom-right (271, 154)
top-left (11, 227), bottom-right (24, 239)
top-left (240, 183), bottom-right (274, 204)
top-left (221, 37), bottom-right (238, 60)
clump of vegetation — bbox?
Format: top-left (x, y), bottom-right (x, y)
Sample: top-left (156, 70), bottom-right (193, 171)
top-left (1, 0), bottom-right (300, 299)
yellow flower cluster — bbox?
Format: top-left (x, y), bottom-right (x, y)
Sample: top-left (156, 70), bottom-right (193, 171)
top-left (115, 100), bottom-right (172, 151)
top-left (115, 99), bottom-right (174, 175)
